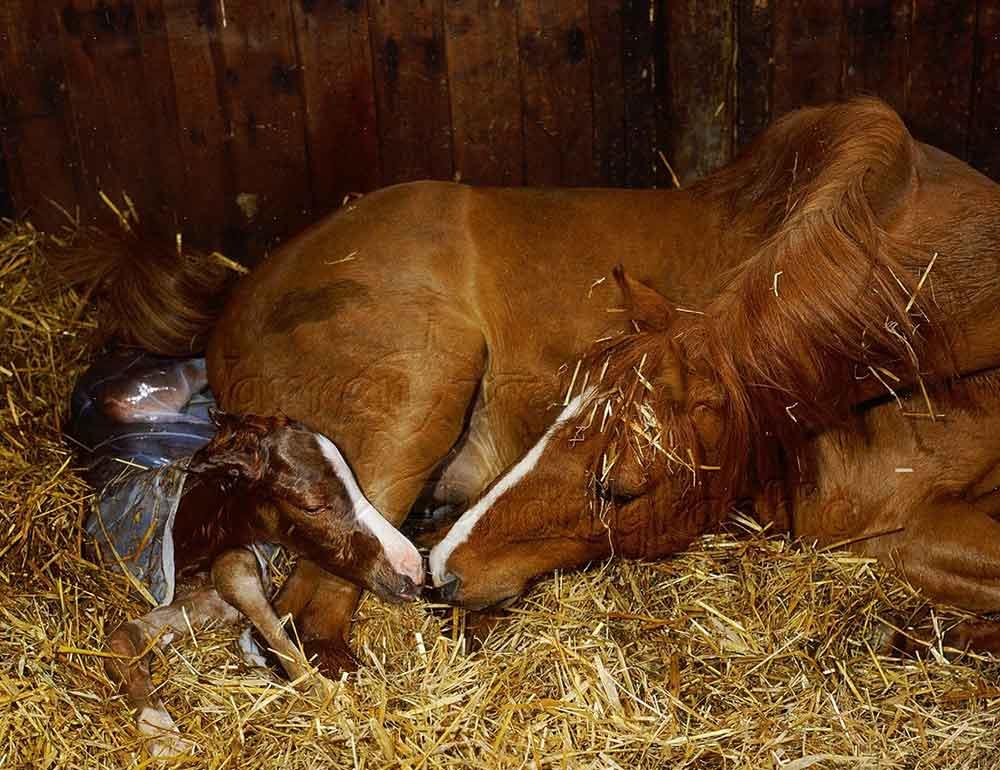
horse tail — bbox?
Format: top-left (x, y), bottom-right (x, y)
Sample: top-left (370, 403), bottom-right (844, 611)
top-left (47, 224), bottom-right (238, 356)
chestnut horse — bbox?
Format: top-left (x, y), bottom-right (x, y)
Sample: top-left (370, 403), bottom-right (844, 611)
top-left (105, 412), bottom-right (422, 756)
top-left (67, 98), bottom-right (1000, 671)
top-left (429, 274), bottom-right (1000, 655)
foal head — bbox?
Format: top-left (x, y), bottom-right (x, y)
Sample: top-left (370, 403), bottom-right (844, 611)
top-left (429, 272), bottom-right (735, 609)
top-left (187, 412), bottom-right (424, 601)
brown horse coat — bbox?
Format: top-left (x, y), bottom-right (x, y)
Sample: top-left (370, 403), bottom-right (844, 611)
top-left (428, 269), bottom-right (1000, 651)
top-left (74, 98), bottom-right (1000, 670)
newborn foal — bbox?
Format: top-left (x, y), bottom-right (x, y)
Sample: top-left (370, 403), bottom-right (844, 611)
top-left (104, 412), bottom-right (423, 756)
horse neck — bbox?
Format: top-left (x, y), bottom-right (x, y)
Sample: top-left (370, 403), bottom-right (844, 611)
top-left (171, 479), bottom-right (259, 576)
top-left (644, 189), bottom-right (761, 308)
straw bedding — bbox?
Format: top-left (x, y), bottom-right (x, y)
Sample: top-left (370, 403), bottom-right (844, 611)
top-left (2, 221), bottom-right (999, 769)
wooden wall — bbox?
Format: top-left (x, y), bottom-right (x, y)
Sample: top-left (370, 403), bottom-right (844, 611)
top-left (0, 149), bottom-right (10, 218)
top-left (1, 0), bottom-right (998, 260)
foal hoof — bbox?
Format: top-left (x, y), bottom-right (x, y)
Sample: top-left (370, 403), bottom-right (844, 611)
top-left (302, 638), bottom-right (360, 677)
top-left (138, 706), bottom-right (195, 759)
top-left (305, 673), bottom-right (340, 703)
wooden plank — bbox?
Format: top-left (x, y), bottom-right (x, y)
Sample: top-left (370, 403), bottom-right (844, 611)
top-left (0, 0), bottom-right (81, 228)
top-left (0, 146), bottom-right (10, 218)
top-left (588, 0), bottom-right (626, 185)
top-left (518, 0), bottom-right (594, 186)
top-left (216, 0), bottom-right (313, 259)
top-left (57, 0), bottom-right (137, 224)
top-left (621, 0), bottom-right (659, 187)
top-left (771, 0), bottom-right (844, 117)
top-left (906, 0), bottom-right (975, 159)
top-left (842, 0), bottom-right (910, 113)
top-left (61, 1), bottom-right (174, 224)
top-left (664, 0), bottom-right (734, 184)
top-left (91, 0), bottom-right (156, 213)
top-left (132, 0), bottom-right (190, 235)
top-left (736, 0), bottom-right (772, 150)
top-left (444, 0), bottom-right (522, 186)
top-left (159, 0), bottom-right (230, 249)
top-left (369, 0), bottom-right (452, 186)
top-left (292, 0), bottom-right (380, 210)
top-left (969, 1), bottom-right (1000, 180)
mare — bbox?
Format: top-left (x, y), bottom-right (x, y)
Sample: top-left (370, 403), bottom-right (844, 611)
top-left (105, 412), bottom-right (422, 756)
top-left (429, 273), bottom-right (1000, 657)
top-left (64, 98), bottom-right (1000, 672)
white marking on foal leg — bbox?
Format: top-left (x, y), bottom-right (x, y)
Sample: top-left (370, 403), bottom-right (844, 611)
top-left (315, 434), bottom-right (424, 586)
top-left (238, 626), bottom-right (269, 668)
top-left (138, 704), bottom-right (194, 758)
top-left (428, 389), bottom-right (594, 586)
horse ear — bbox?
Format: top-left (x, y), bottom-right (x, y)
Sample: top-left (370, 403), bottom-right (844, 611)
top-left (189, 419), bottom-right (268, 483)
top-left (862, 129), bottom-right (916, 223)
top-left (612, 266), bottom-right (674, 331)
top-left (208, 407), bottom-right (238, 430)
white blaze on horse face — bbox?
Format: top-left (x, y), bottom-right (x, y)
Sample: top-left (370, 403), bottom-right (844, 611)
top-left (429, 389), bottom-right (594, 587)
top-left (315, 434), bottom-right (424, 586)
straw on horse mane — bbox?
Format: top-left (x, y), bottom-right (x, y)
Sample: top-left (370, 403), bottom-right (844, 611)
top-left (686, 98), bottom-right (942, 480)
top-left (566, 100), bottom-right (948, 512)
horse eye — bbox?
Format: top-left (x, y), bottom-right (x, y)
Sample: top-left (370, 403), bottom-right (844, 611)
top-left (595, 479), bottom-right (637, 505)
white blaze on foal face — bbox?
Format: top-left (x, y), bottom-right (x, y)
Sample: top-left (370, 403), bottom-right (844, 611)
top-left (429, 390), bottom-right (593, 589)
top-left (315, 434), bottom-right (424, 592)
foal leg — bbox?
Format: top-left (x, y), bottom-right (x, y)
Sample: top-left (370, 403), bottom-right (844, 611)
top-left (105, 583), bottom-right (241, 757)
top-left (211, 548), bottom-right (332, 696)
top-left (279, 358), bottom-right (487, 674)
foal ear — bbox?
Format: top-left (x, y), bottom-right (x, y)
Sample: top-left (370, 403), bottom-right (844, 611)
top-left (612, 266), bottom-right (674, 331)
top-left (188, 424), bottom-right (268, 483)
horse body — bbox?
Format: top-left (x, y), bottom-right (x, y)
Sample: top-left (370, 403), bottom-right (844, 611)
top-left (426, 102), bottom-right (1000, 624)
top-left (207, 181), bottom-right (737, 502)
top-left (77, 98), bottom-right (1000, 668)
top-left (199, 176), bottom-right (772, 666)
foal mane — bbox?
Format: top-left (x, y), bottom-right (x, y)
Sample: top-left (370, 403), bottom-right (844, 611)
top-left (685, 98), bottom-right (945, 478)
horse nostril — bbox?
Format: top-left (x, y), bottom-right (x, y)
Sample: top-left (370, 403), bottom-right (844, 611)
top-left (436, 574), bottom-right (462, 602)
top-left (398, 575), bottom-right (422, 600)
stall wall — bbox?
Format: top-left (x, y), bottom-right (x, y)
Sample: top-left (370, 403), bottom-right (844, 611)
top-left (1, 1), bottom-right (997, 259)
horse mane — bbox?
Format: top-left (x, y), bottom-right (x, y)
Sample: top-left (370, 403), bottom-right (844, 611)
top-left (575, 99), bottom-right (954, 514)
top-left (684, 98), bottom-right (947, 480)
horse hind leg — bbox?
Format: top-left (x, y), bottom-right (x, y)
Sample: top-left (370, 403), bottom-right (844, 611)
top-left (105, 584), bottom-right (241, 757)
top-left (274, 343), bottom-right (487, 675)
